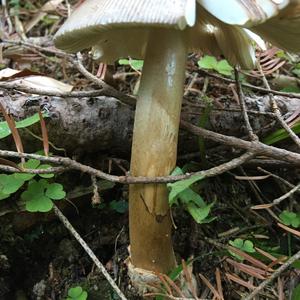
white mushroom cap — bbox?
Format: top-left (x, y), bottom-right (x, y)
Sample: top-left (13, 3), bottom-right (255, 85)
top-left (54, 0), bottom-right (196, 53)
top-left (55, 0), bottom-right (299, 69)
top-left (199, 0), bottom-right (300, 53)
top-left (198, 0), bottom-right (290, 27)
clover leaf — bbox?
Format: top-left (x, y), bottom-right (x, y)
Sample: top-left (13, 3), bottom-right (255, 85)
top-left (198, 55), bottom-right (218, 70)
top-left (21, 179), bottom-right (65, 212)
top-left (45, 183), bottom-right (66, 200)
top-left (0, 174), bottom-right (24, 194)
top-left (229, 238), bottom-right (256, 261)
top-left (198, 55), bottom-right (233, 76)
top-left (14, 159), bottom-right (41, 181)
top-left (25, 195), bottom-right (53, 213)
top-left (66, 286), bottom-right (88, 300)
top-left (38, 164), bottom-right (54, 178)
top-left (0, 191), bottom-right (10, 201)
top-left (279, 210), bottom-right (300, 228)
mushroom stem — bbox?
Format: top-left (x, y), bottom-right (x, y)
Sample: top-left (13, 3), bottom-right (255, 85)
top-left (129, 28), bottom-right (187, 274)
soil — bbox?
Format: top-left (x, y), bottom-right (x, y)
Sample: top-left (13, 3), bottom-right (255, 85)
top-left (0, 171), bottom-right (259, 300)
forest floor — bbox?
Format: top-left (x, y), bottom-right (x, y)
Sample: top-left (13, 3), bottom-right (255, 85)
top-left (1, 1), bottom-right (300, 300)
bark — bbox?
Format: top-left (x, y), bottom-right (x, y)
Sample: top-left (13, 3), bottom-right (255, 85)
top-left (0, 91), bottom-right (299, 232)
top-left (1, 92), bottom-right (299, 156)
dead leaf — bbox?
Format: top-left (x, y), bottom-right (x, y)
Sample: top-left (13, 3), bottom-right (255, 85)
top-left (215, 268), bottom-right (224, 300)
top-left (251, 203), bottom-right (274, 209)
top-left (199, 273), bottom-right (221, 299)
top-left (0, 68), bottom-right (41, 80)
top-left (278, 222), bottom-right (300, 237)
top-left (228, 245), bottom-right (273, 272)
top-left (0, 102), bottom-right (24, 163)
top-left (235, 175), bottom-right (270, 181)
top-left (39, 110), bottom-right (49, 156)
top-left (0, 68), bottom-right (73, 93)
top-left (225, 273), bottom-right (256, 290)
top-left (226, 258), bottom-right (268, 279)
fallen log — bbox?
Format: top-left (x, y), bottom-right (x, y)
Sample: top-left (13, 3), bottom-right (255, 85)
top-left (1, 91), bottom-right (299, 156)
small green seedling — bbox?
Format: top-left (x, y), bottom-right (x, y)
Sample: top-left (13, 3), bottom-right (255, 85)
top-left (198, 55), bottom-right (233, 76)
top-left (279, 210), bottom-right (300, 228)
top-left (118, 58), bottom-right (144, 71)
top-left (229, 238), bottom-right (255, 261)
top-left (168, 167), bottom-right (215, 224)
top-left (66, 286), bottom-right (88, 300)
top-left (109, 199), bottom-right (128, 213)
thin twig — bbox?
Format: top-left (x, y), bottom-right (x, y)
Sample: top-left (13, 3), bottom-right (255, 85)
top-left (257, 62), bottom-right (300, 150)
top-left (257, 167), bottom-right (295, 189)
top-left (52, 204), bottom-right (128, 300)
top-left (144, 294), bottom-right (209, 300)
top-left (271, 183), bottom-right (300, 206)
top-left (0, 149), bottom-right (255, 184)
top-left (180, 120), bottom-right (300, 165)
top-left (0, 165), bottom-right (66, 174)
top-left (197, 69), bottom-right (300, 100)
top-left (243, 248), bottom-right (300, 300)
top-left (73, 53), bottom-right (135, 106)
top-left (234, 68), bottom-right (257, 141)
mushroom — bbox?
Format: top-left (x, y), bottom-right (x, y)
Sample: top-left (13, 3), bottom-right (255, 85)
top-left (54, 0), bottom-right (300, 284)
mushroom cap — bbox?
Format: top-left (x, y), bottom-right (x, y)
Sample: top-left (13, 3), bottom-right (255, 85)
top-left (54, 0), bottom-right (300, 69)
top-left (199, 0), bottom-right (300, 53)
top-left (54, 0), bottom-right (255, 68)
top-left (198, 0), bottom-right (290, 27)
top-left (54, 0), bottom-right (196, 53)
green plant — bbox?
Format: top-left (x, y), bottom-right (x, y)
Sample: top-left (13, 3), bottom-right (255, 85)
top-left (229, 238), bottom-right (255, 261)
top-left (292, 283), bottom-right (300, 300)
top-left (118, 58), bottom-right (144, 71)
top-left (0, 158), bottom-right (51, 200)
top-left (0, 156), bottom-right (65, 212)
top-left (279, 210), bottom-right (300, 228)
top-left (280, 86), bottom-right (300, 93)
top-left (66, 286), bottom-right (88, 300)
top-left (109, 199), bottom-right (128, 213)
top-left (9, 0), bottom-right (21, 15)
top-left (21, 179), bottom-right (65, 212)
top-left (168, 167), bottom-right (215, 224)
top-left (198, 55), bottom-right (234, 76)
top-left (0, 112), bottom-right (65, 212)
top-left (0, 113), bottom-right (43, 139)
top-left (262, 122), bottom-right (300, 145)
top-left (0, 174), bottom-right (24, 200)
top-left (53, 0), bottom-right (300, 284)
top-left (292, 63), bottom-right (300, 77)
